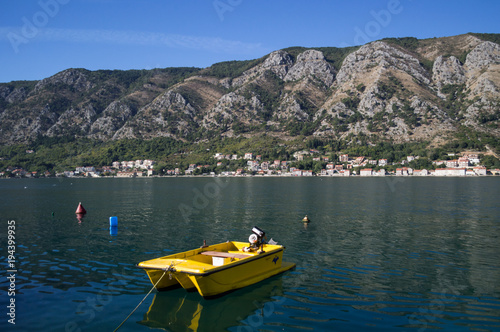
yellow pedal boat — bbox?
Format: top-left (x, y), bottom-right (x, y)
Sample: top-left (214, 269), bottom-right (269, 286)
top-left (137, 227), bottom-right (295, 298)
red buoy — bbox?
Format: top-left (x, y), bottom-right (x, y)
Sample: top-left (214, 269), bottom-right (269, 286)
top-left (76, 202), bottom-right (87, 215)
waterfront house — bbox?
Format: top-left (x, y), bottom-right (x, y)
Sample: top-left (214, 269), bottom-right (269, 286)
top-left (473, 166), bottom-right (487, 176)
top-left (413, 169), bottom-right (429, 176)
top-left (395, 168), bottom-right (410, 176)
top-left (434, 160), bottom-right (447, 167)
top-left (101, 166), bottom-right (114, 173)
top-left (458, 157), bottom-right (469, 168)
top-left (294, 151), bottom-right (311, 161)
top-left (360, 168), bottom-right (373, 176)
top-left (143, 160), bottom-right (155, 169)
top-left (434, 168), bottom-right (466, 176)
top-left (76, 166), bottom-right (96, 173)
top-left (465, 154), bottom-right (480, 165)
top-left (117, 171), bottom-right (136, 178)
top-left (490, 169), bottom-right (500, 175)
top-left (353, 156), bottom-right (365, 165)
top-left (247, 160), bottom-right (259, 172)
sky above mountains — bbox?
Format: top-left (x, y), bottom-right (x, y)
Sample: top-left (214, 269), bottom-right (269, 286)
top-left (1, 0), bottom-right (499, 83)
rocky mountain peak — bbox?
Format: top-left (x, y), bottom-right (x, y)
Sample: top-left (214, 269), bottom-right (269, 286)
top-left (232, 50), bottom-right (293, 87)
top-left (432, 55), bottom-right (466, 89)
top-left (465, 41), bottom-right (500, 71)
top-left (261, 50), bottom-right (294, 74)
top-left (284, 49), bottom-right (335, 86)
top-left (336, 41), bottom-right (430, 89)
top-left (33, 68), bottom-right (93, 93)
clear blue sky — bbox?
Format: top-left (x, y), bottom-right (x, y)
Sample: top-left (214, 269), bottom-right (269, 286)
top-left (1, 0), bottom-right (499, 83)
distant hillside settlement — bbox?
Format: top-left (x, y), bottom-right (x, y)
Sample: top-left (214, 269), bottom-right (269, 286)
top-left (2, 152), bottom-right (499, 178)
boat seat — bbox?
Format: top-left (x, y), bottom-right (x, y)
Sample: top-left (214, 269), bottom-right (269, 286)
top-left (200, 251), bottom-right (249, 259)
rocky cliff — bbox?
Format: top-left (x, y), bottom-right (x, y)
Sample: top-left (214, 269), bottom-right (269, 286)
top-left (1, 33), bottom-right (499, 146)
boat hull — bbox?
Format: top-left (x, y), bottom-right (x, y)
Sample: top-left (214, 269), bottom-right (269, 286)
top-left (138, 241), bottom-right (295, 298)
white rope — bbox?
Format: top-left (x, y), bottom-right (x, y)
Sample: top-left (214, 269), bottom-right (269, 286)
top-left (113, 265), bottom-right (172, 332)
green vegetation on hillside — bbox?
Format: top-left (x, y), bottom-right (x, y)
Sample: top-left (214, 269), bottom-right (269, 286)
top-left (382, 37), bottom-right (420, 51)
top-left (87, 67), bottom-right (200, 91)
top-left (470, 33), bottom-right (500, 45)
top-left (201, 58), bottom-right (267, 78)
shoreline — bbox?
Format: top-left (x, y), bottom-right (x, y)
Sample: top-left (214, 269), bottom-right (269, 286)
top-left (2, 174), bottom-right (499, 180)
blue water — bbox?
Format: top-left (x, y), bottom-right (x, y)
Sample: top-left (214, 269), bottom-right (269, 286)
top-left (1, 177), bottom-right (499, 331)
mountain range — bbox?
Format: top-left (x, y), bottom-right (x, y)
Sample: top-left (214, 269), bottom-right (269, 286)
top-left (1, 33), bottom-right (499, 153)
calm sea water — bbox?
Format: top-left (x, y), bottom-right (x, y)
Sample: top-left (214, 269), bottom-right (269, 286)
top-left (1, 177), bottom-right (499, 331)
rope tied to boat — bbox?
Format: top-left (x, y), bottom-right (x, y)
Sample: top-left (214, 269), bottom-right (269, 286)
top-left (113, 262), bottom-right (175, 332)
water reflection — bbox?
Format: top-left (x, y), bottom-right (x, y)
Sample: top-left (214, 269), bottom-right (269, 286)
top-left (76, 213), bottom-right (85, 223)
top-left (138, 277), bottom-right (286, 331)
top-left (1, 177), bottom-right (499, 331)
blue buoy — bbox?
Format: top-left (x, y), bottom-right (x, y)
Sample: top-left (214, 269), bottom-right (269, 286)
top-left (110, 216), bottom-right (118, 235)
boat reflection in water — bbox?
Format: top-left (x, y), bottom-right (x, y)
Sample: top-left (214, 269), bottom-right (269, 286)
top-left (138, 276), bottom-right (286, 331)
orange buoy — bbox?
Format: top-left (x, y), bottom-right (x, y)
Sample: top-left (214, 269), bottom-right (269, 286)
top-left (75, 202), bottom-right (87, 215)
